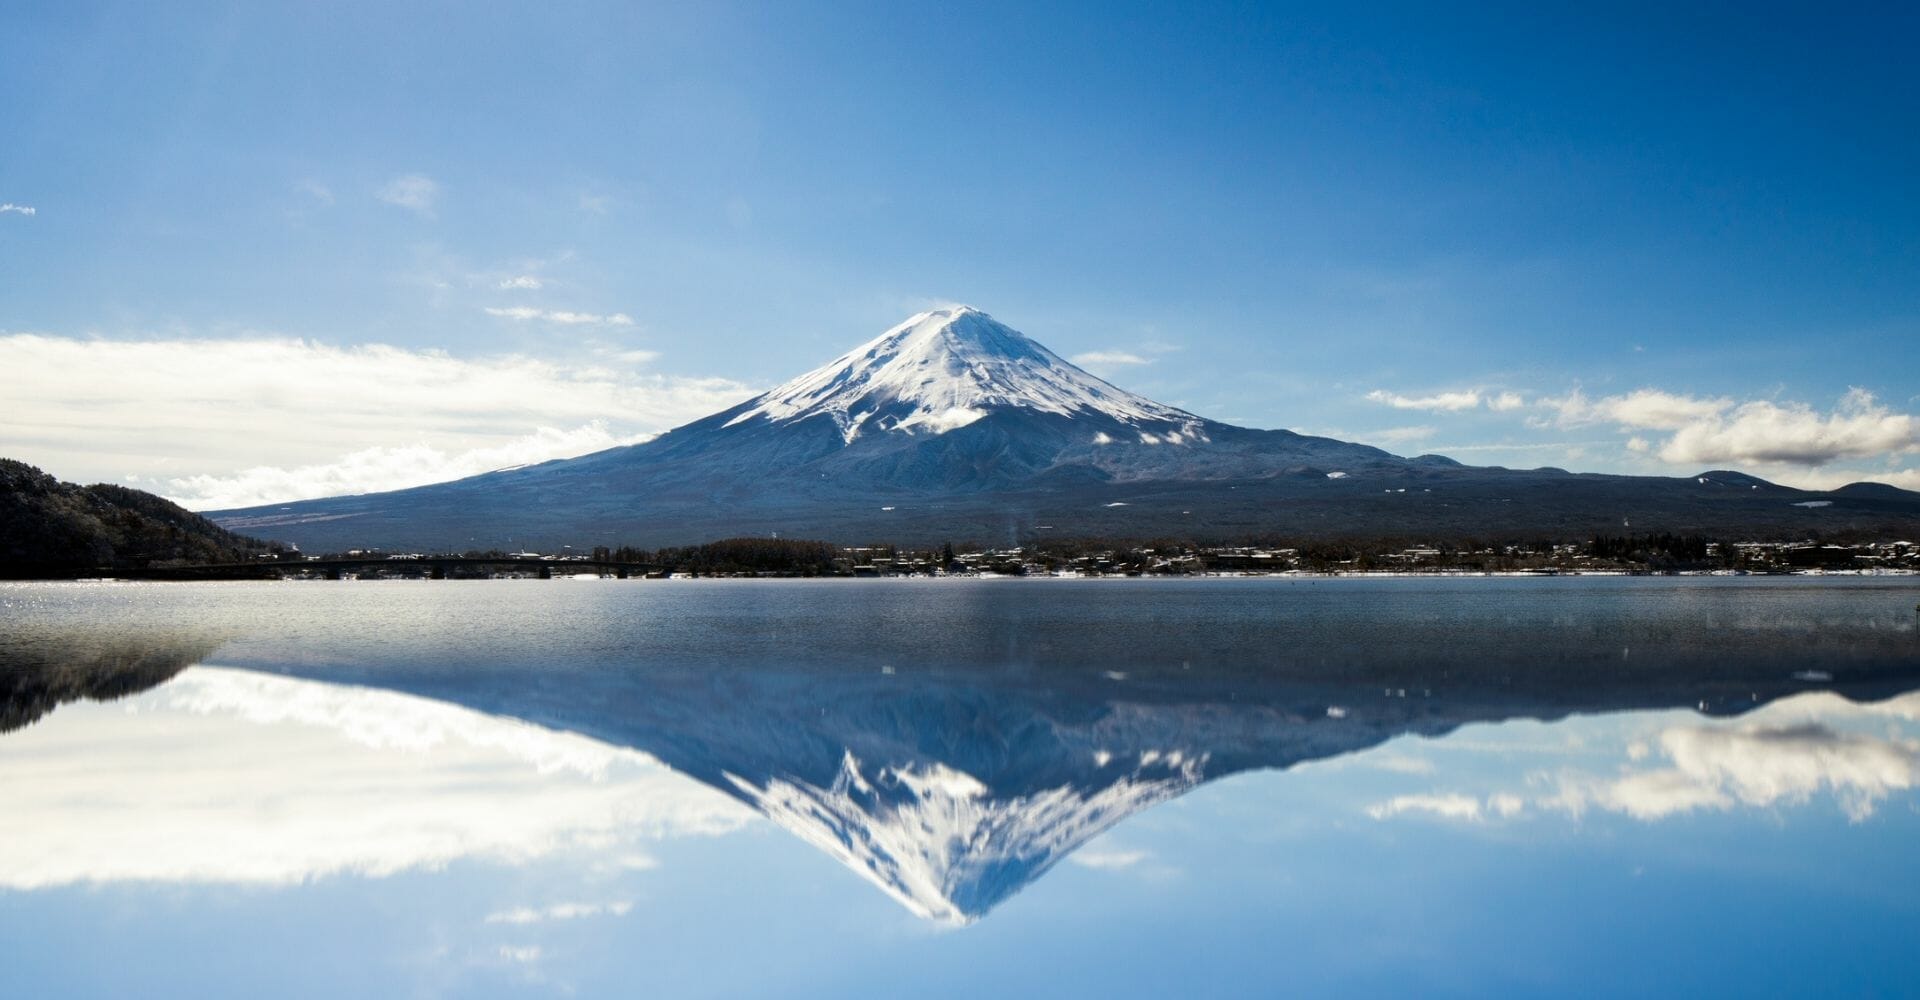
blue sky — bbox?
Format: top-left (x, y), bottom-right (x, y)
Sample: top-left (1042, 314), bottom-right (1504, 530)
top-left (2, 2), bottom-right (1916, 505)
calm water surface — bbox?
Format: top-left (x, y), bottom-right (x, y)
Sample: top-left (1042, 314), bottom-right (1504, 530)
top-left (3, 577), bottom-right (1919, 997)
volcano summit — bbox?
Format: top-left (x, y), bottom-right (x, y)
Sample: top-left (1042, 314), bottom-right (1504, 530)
top-left (214, 307), bottom-right (1920, 550)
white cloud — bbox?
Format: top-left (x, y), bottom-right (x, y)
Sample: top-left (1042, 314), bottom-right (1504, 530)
top-left (1365, 389), bottom-right (1484, 412)
top-left (1544, 767), bottom-right (1733, 820)
top-left (1546, 724), bottom-right (1919, 822)
top-left (1540, 387), bottom-right (1735, 431)
top-left (0, 202), bottom-right (36, 216)
top-left (1068, 848), bottom-right (1149, 870)
top-left (376, 173), bottom-right (440, 216)
top-left (1486, 793), bottom-right (1526, 818)
top-left (160, 422), bottom-right (652, 509)
top-left (1367, 425), bottom-right (1437, 446)
top-left (1488, 392), bottom-right (1526, 412)
top-left (485, 901), bottom-right (635, 925)
top-left (485, 306), bottom-right (633, 326)
top-left (1536, 386), bottom-right (1919, 473)
top-left (1367, 753), bottom-right (1437, 775)
top-left (1365, 793), bottom-right (1484, 821)
top-left (1366, 789), bottom-right (1532, 822)
top-left (485, 306), bottom-right (543, 320)
top-left (1070, 351), bottom-right (1151, 367)
top-left (1368, 695), bottom-right (1920, 831)
top-left (1758, 466), bottom-right (1920, 492)
top-left (0, 667), bottom-right (755, 890)
top-left (498, 275), bottom-right (544, 290)
top-left (1540, 692), bottom-right (1920, 823)
top-left (0, 334), bottom-right (756, 507)
top-left (1660, 389), bottom-right (1917, 467)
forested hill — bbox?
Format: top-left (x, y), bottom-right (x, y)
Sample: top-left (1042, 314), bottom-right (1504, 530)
top-left (0, 459), bottom-right (280, 578)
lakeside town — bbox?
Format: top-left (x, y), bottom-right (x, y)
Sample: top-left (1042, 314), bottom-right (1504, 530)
top-left (224, 535), bottom-right (1920, 580)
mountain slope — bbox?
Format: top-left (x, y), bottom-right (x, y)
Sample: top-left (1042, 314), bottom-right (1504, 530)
top-left (210, 308), bottom-right (1920, 550)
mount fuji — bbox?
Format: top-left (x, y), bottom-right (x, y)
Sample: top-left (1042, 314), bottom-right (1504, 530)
top-left (213, 306), bottom-right (1920, 550)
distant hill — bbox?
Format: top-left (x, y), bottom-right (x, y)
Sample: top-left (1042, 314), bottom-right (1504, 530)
top-left (210, 307), bottom-right (1920, 551)
top-left (0, 460), bottom-right (279, 578)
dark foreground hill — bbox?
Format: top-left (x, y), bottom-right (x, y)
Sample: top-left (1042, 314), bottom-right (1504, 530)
top-left (0, 460), bottom-right (276, 577)
top-left (211, 307), bottom-right (1920, 551)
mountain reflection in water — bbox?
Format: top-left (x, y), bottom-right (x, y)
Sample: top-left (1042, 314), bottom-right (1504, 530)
top-left (2, 579), bottom-right (1917, 925)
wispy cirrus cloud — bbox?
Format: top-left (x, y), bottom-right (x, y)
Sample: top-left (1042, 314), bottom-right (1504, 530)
top-left (0, 202), bottom-right (36, 216)
top-left (1070, 350), bottom-right (1151, 368)
top-left (376, 173), bottom-right (440, 216)
top-left (1367, 425), bottom-right (1437, 445)
top-left (1364, 792), bottom-right (1524, 822)
top-left (1067, 847), bottom-right (1150, 870)
top-left (485, 900), bottom-right (636, 925)
top-left (1364, 388), bottom-right (1530, 413)
top-left (485, 306), bottom-right (633, 326)
top-left (1365, 793), bottom-right (1488, 822)
top-left (498, 275), bottom-right (544, 290)
top-left (1071, 334), bottom-right (1182, 377)
top-left (1365, 389), bottom-right (1489, 412)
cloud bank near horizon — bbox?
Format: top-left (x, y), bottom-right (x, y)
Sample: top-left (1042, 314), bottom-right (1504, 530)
top-left (1362, 382), bottom-right (1920, 490)
top-left (0, 333), bottom-right (756, 509)
top-left (1363, 690), bottom-right (1920, 828)
top-left (1540, 387), bottom-right (1919, 467)
top-left (0, 666), bottom-right (753, 890)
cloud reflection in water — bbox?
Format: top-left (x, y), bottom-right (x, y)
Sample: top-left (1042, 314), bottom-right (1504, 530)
top-left (0, 666), bottom-right (753, 890)
top-left (1364, 691), bottom-right (1920, 826)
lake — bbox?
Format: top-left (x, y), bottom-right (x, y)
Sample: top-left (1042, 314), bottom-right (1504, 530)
top-left (3, 576), bottom-right (1918, 997)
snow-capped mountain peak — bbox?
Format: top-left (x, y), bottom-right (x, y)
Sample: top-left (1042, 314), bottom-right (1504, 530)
top-left (724, 306), bottom-right (1200, 443)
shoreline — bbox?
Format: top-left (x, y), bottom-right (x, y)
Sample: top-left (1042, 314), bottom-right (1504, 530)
top-left (10, 567), bottom-right (1918, 584)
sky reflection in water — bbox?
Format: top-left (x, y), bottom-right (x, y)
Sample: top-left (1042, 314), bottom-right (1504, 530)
top-left (2, 577), bottom-right (1918, 997)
